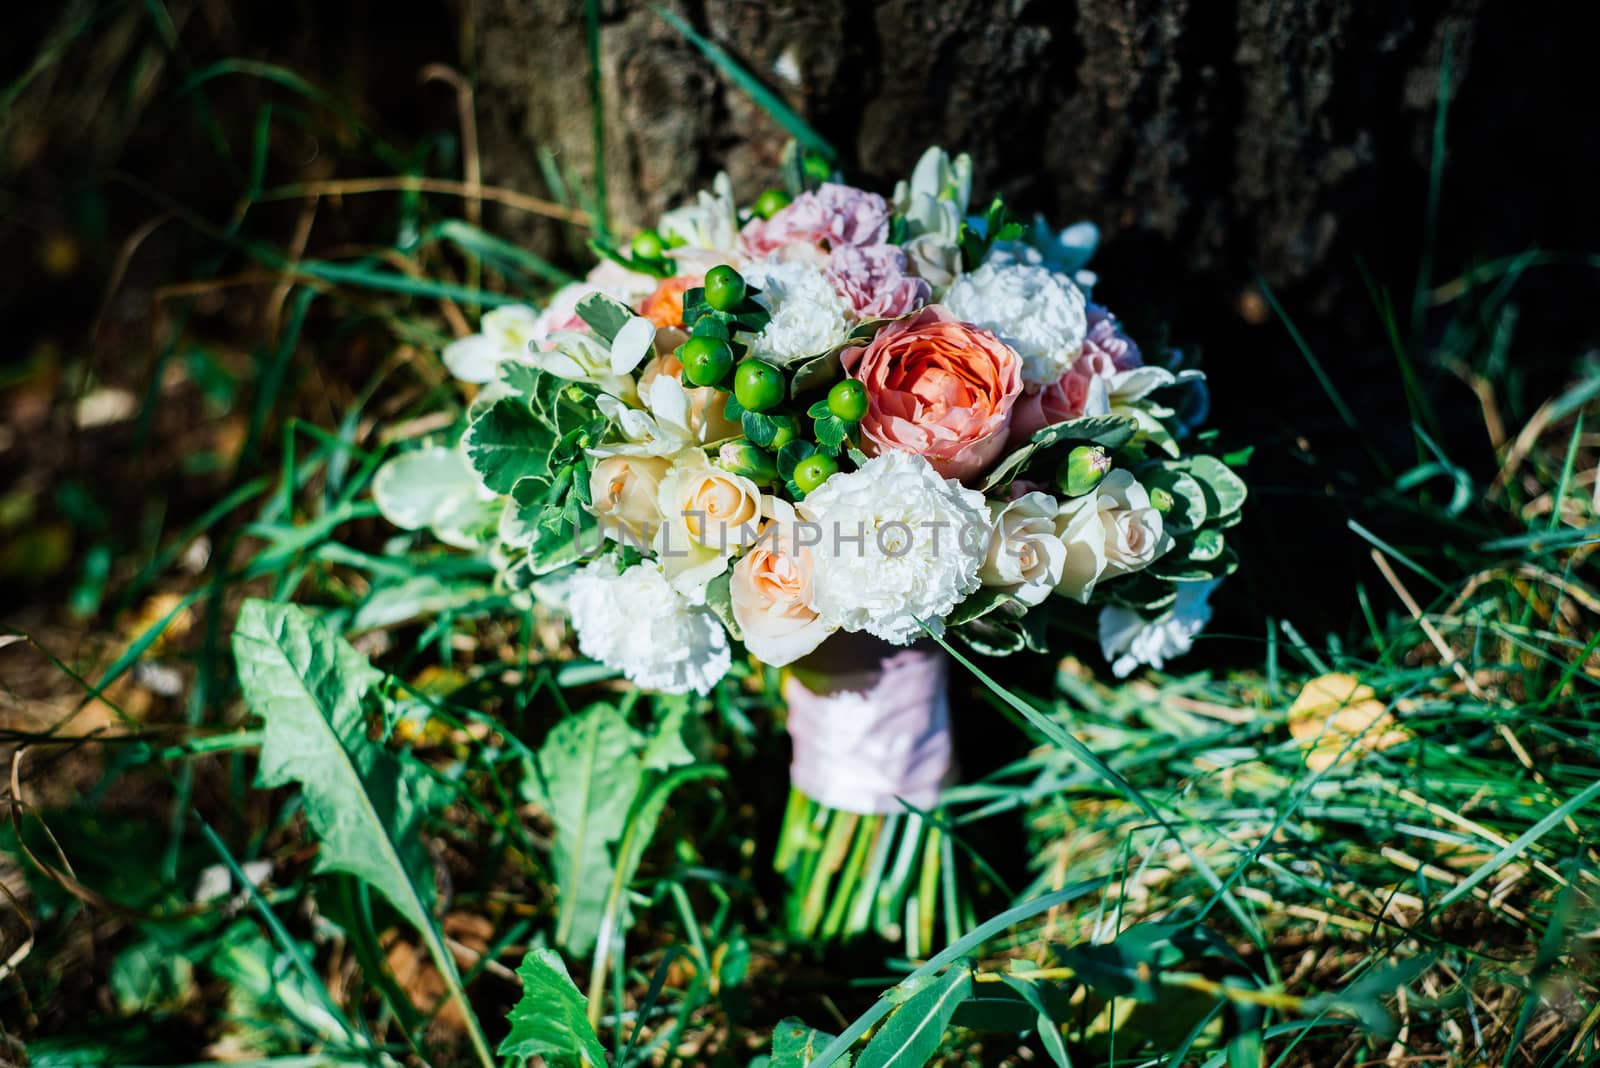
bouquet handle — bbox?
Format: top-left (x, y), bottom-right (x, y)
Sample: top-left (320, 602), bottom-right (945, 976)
top-left (774, 636), bottom-right (970, 951)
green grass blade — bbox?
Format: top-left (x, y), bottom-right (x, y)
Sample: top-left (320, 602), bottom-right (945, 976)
top-left (653, 6), bottom-right (837, 164)
top-left (808, 881), bottom-right (1100, 1068)
top-left (1432, 777), bottom-right (1600, 912)
top-left (933, 635), bottom-right (1261, 941)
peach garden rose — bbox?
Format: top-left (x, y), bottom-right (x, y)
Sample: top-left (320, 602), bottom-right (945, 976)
top-left (841, 305), bottom-right (1023, 483)
top-left (729, 498), bottom-right (834, 666)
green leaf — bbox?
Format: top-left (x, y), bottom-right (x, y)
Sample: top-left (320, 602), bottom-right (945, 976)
top-left (1189, 527), bottom-right (1227, 562)
top-left (1051, 923), bottom-right (1233, 1004)
top-left (953, 612), bottom-right (1028, 657)
top-left (371, 446), bottom-right (476, 531)
top-left (743, 410), bottom-right (785, 448)
top-left (815, 413), bottom-right (849, 450)
top-left (1148, 544), bottom-right (1239, 583)
top-left (642, 696), bottom-right (697, 771)
top-left (996, 977), bottom-right (1073, 1068)
top-left (1032, 414), bottom-right (1138, 451)
top-left (772, 1018), bottom-right (850, 1068)
top-left (1140, 466), bottom-right (1208, 533)
top-left (110, 938), bottom-right (191, 1014)
top-left (351, 575), bottom-right (498, 632)
top-left (978, 415), bottom-right (1136, 493)
top-left (1301, 956), bottom-right (1433, 1039)
top-left (704, 570), bottom-right (744, 642)
top-left (232, 601), bottom-right (499, 1068)
top-left (207, 921), bottom-right (354, 1048)
top-left (777, 440), bottom-right (817, 479)
top-left (500, 474), bottom-right (597, 575)
top-left (691, 315), bottom-right (733, 342)
top-left (946, 588), bottom-right (1024, 627)
top-left (857, 960), bottom-right (974, 1068)
top-left (431, 492), bottom-right (503, 549)
top-left (537, 703), bottom-right (645, 956)
top-left (1172, 455), bottom-right (1248, 520)
top-left (462, 397), bottom-right (556, 495)
top-left (233, 600), bottom-right (434, 932)
top-left (574, 291), bottom-right (635, 343)
top-left (500, 948), bottom-right (607, 1068)
top-left (790, 348), bottom-right (844, 396)
top-left (948, 985), bottom-right (1039, 1032)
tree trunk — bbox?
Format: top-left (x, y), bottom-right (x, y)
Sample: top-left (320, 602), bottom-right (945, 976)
top-left (472, 0), bottom-right (1492, 307)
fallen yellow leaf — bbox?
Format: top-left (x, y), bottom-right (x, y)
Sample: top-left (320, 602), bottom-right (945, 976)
top-left (1287, 673), bottom-right (1408, 771)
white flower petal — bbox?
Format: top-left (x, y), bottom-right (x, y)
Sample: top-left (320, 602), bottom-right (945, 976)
top-left (745, 257), bottom-right (854, 365)
top-left (802, 451), bottom-right (991, 645)
top-left (943, 262), bottom-right (1087, 385)
top-left (1098, 580), bottom-right (1217, 678)
top-left (567, 559), bottom-right (732, 695)
top-left (443, 335), bottom-right (509, 383)
top-left (610, 316), bottom-right (657, 376)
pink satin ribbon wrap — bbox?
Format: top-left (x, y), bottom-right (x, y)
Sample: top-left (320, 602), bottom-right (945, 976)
top-left (782, 639), bottom-right (953, 815)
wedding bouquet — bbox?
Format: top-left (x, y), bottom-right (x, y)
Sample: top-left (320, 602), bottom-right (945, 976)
top-left (373, 147), bottom-right (1244, 951)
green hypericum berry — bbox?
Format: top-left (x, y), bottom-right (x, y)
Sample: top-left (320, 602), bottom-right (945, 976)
top-left (752, 188), bottom-right (792, 219)
top-left (631, 229), bottom-right (666, 260)
top-left (679, 336), bottom-right (734, 388)
top-left (827, 378), bottom-right (868, 422)
top-left (802, 153), bottom-right (833, 183)
top-left (767, 415), bottom-right (800, 450)
top-left (718, 440), bottom-right (778, 483)
top-left (733, 359), bottom-right (785, 412)
top-left (793, 452), bottom-right (839, 493)
top-left (1150, 487), bottom-right (1175, 514)
top-left (704, 265), bottom-right (748, 312)
top-left (1058, 445), bottom-right (1112, 497)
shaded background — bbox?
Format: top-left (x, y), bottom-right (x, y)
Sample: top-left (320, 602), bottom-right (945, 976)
top-left (3, 0), bottom-right (1597, 643)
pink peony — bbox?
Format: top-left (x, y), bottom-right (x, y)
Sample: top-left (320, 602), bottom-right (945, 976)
top-left (1006, 304), bottom-right (1140, 446)
top-left (740, 182), bottom-right (891, 258)
top-left (1084, 304), bottom-right (1142, 370)
top-left (842, 305), bottom-right (1022, 483)
top-left (826, 245), bottom-right (932, 319)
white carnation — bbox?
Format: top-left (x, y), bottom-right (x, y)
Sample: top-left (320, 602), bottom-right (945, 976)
top-left (801, 451), bottom-right (991, 645)
top-left (1099, 580), bottom-right (1217, 678)
top-left (745, 257), bottom-right (854, 365)
top-left (566, 559), bottom-right (731, 695)
top-left (942, 262), bottom-right (1087, 385)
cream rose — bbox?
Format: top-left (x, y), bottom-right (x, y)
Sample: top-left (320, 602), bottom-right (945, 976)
top-left (1054, 469), bottom-right (1173, 602)
top-left (1053, 490), bottom-right (1110, 603)
top-left (1097, 470), bottom-right (1172, 576)
top-left (588, 455), bottom-right (670, 546)
top-left (978, 492), bottom-right (1068, 607)
top-left (730, 498), bottom-right (834, 666)
top-left (653, 450), bottom-right (764, 597)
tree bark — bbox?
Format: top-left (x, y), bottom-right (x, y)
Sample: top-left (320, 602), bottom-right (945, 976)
top-left (473, 0), bottom-right (1487, 305)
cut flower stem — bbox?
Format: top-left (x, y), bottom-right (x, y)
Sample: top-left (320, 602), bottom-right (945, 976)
top-left (776, 786), bottom-right (969, 955)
